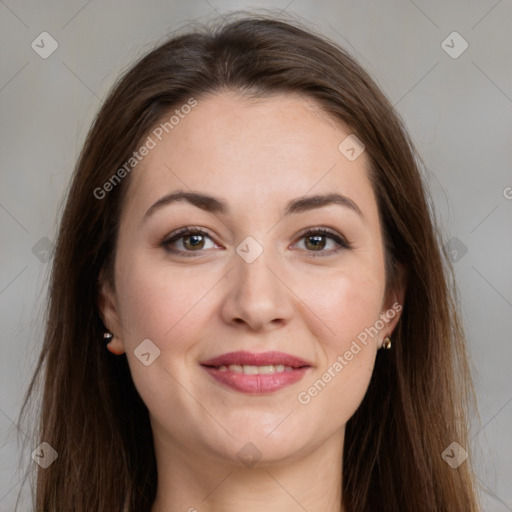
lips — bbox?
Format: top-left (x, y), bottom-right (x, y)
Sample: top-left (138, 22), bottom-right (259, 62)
top-left (200, 350), bottom-right (312, 368)
top-left (200, 351), bottom-right (312, 394)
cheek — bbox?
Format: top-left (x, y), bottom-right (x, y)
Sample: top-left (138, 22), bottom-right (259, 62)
top-left (293, 262), bottom-right (385, 420)
top-left (116, 268), bottom-right (204, 344)
top-left (297, 261), bottom-right (386, 350)
top-left (296, 273), bottom-right (382, 424)
top-left (113, 258), bottom-right (214, 411)
top-left (114, 247), bottom-right (225, 359)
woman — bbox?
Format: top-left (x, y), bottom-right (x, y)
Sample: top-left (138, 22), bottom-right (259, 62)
top-left (18, 14), bottom-right (481, 511)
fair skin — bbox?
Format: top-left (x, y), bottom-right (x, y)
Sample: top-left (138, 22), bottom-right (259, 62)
top-left (99, 91), bottom-right (404, 512)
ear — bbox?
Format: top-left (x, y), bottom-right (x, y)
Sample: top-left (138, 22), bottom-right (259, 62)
top-left (97, 270), bottom-right (126, 355)
top-left (379, 261), bottom-right (407, 346)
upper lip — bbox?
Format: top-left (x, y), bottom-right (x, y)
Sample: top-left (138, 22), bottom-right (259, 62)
top-left (200, 351), bottom-right (312, 368)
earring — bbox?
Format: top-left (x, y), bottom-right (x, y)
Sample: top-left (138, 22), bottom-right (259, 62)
top-left (103, 331), bottom-right (123, 355)
top-left (382, 336), bottom-right (392, 350)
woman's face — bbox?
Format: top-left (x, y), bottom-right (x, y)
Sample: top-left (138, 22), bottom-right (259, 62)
top-left (99, 91), bottom-right (403, 467)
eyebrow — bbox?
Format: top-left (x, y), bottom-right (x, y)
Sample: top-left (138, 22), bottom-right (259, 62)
top-left (141, 190), bottom-right (365, 224)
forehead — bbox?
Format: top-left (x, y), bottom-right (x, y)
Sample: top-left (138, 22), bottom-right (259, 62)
top-left (123, 91), bottom-right (377, 222)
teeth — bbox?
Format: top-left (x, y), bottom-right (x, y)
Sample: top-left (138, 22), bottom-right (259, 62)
top-left (243, 365), bottom-right (260, 375)
top-left (216, 364), bottom-right (296, 374)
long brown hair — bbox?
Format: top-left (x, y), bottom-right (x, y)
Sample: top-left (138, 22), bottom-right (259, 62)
top-left (17, 13), bottom-right (481, 511)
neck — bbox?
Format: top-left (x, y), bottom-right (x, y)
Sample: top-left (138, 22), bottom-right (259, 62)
top-left (150, 426), bottom-right (346, 512)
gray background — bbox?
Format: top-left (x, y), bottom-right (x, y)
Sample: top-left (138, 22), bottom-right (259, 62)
top-left (1, 0), bottom-right (511, 510)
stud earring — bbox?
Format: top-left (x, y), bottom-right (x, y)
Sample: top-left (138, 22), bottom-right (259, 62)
top-left (382, 336), bottom-right (392, 350)
top-left (103, 331), bottom-right (123, 355)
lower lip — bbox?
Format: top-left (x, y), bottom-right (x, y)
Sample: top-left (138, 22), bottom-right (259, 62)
top-left (201, 366), bottom-right (310, 394)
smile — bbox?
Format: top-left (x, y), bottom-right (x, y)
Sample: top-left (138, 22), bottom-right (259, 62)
top-left (200, 351), bottom-right (312, 394)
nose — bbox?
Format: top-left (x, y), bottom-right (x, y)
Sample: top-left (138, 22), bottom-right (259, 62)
top-left (220, 245), bottom-right (294, 331)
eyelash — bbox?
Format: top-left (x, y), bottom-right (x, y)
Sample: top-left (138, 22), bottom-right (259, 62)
top-left (161, 226), bottom-right (352, 258)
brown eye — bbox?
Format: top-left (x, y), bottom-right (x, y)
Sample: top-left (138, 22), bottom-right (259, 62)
top-left (304, 234), bottom-right (327, 251)
top-left (162, 227), bottom-right (217, 256)
top-left (182, 233), bottom-right (207, 250)
top-left (294, 228), bottom-right (351, 257)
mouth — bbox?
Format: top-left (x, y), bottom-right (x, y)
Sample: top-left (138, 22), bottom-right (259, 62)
top-left (200, 351), bottom-right (312, 394)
